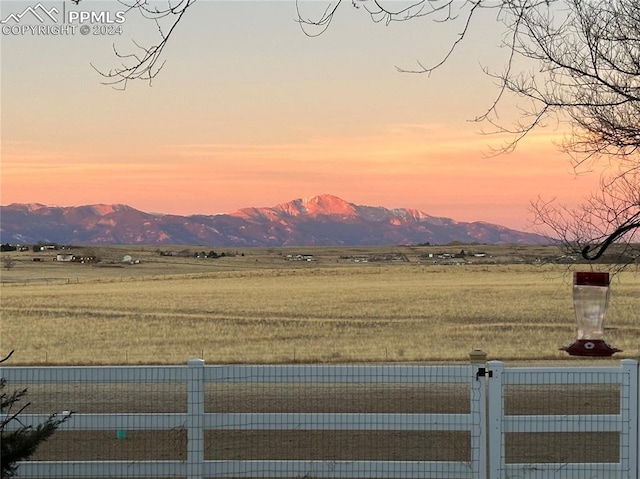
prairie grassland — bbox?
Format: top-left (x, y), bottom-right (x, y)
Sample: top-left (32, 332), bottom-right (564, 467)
top-left (2, 251), bottom-right (638, 364)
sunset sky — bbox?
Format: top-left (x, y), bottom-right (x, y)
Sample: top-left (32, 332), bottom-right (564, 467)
top-left (1, 0), bottom-right (600, 231)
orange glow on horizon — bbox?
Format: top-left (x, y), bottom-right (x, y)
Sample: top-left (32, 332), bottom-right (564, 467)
top-left (1, 124), bottom-right (599, 232)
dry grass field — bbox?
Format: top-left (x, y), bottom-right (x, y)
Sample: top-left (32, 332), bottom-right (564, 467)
top-left (1, 244), bottom-right (638, 364)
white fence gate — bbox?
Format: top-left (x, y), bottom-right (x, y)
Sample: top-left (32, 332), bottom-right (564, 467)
top-left (487, 359), bottom-right (639, 479)
top-left (1, 357), bottom-right (638, 479)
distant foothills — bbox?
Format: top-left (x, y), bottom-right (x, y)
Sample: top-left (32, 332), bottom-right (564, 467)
top-left (0, 194), bottom-right (550, 247)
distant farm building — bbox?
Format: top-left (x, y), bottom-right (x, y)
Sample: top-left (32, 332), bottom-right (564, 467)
top-left (54, 254), bottom-right (97, 263)
top-left (286, 254), bottom-right (315, 262)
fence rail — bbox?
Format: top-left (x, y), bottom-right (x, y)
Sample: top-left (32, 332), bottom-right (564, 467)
top-left (1, 356), bottom-right (638, 479)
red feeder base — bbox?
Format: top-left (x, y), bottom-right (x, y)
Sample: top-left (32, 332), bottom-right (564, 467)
top-left (561, 339), bottom-right (622, 357)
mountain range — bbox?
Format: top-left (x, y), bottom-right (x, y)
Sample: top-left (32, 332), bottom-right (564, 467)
top-left (0, 194), bottom-right (548, 246)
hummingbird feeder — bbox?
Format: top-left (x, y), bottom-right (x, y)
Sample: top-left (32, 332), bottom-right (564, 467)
top-left (561, 272), bottom-right (621, 357)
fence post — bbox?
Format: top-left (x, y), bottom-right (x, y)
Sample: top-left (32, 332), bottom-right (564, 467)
top-left (622, 358), bottom-right (638, 479)
top-left (469, 350), bottom-right (487, 479)
top-left (486, 360), bottom-right (504, 479)
top-left (187, 358), bottom-right (205, 479)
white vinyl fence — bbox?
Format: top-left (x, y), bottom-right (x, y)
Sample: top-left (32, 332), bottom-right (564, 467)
top-left (1, 357), bottom-right (638, 479)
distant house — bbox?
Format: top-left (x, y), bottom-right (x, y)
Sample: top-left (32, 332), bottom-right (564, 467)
top-left (53, 254), bottom-right (96, 263)
top-left (286, 254), bottom-right (315, 262)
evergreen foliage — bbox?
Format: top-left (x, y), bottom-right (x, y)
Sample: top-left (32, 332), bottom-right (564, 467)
top-left (0, 352), bottom-right (70, 478)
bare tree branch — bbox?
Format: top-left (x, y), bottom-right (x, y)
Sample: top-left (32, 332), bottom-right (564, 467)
top-left (92, 0), bottom-right (196, 89)
top-left (0, 350), bottom-right (15, 364)
top-left (532, 171), bottom-right (640, 268)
